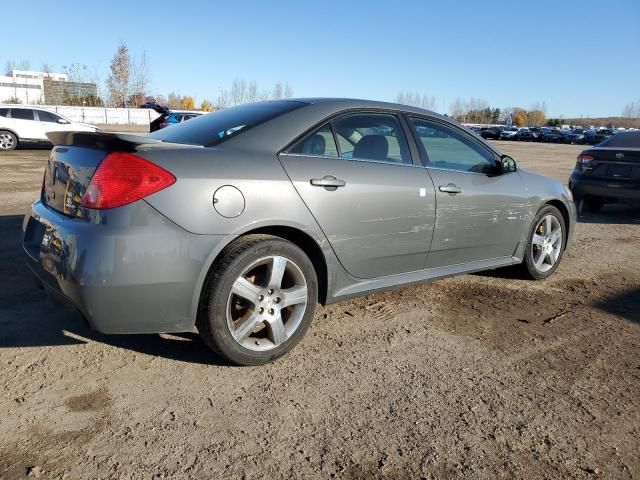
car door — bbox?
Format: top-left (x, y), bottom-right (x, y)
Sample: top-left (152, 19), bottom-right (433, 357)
top-left (279, 112), bottom-right (436, 279)
top-left (9, 108), bottom-right (41, 140)
top-left (406, 115), bottom-right (528, 268)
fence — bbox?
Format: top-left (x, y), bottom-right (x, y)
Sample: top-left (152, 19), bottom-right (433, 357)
top-left (47, 106), bottom-right (161, 126)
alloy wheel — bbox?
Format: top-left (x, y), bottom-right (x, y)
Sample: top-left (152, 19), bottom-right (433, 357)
top-left (531, 214), bottom-right (563, 273)
top-left (226, 255), bottom-right (308, 351)
top-left (0, 133), bottom-right (16, 151)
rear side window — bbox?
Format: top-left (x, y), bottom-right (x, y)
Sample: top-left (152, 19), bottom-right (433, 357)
top-left (597, 132), bottom-right (640, 148)
top-left (409, 117), bottom-right (496, 173)
top-left (11, 109), bottom-right (35, 121)
top-left (331, 113), bottom-right (412, 164)
top-left (150, 100), bottom-right (306, 146)
top-left (0, 108), bottom-right (8, 117)
top-left (288, 124), bottom-right (338, 157)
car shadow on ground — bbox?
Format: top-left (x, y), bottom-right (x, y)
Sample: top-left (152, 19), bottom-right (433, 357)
top-left (577, 205), bottom-right (640, 225)
top-left (594, 287), bottom-right (640, 324)
top-left (0, 214), bottom-right (232, 366)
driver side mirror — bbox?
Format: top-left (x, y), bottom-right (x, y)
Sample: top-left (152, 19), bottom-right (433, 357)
top-left (500, 155), bottom-right (517, 174)
top-left (57, 118), bottom-right (69, 124)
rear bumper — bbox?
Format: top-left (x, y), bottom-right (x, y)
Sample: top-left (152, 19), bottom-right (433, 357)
top-left (23, 200), bottom-right (227, 334)
top-left (569, 172), bottom-right (640, 204)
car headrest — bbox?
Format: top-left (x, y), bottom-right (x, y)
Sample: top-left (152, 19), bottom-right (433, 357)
top-left (353, 135), bottom-right (389, 161)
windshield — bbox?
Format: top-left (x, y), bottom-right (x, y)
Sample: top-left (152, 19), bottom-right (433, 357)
top-left (150, 100), bottom-right (307, 146)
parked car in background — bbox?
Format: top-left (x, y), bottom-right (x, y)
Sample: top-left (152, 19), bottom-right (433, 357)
top-left (514, 128), bottom-right (535, 141)
top-left (140, 102), bottom-right (203, 132)
top-left (23, 98), bottom-right (575, 365)
top-left (564, 131), bottom-right (586, 144)
top-left (569, 131), bottom-right (640, 212)
top-left (540, 129), bottom-right (566, 143)
top-left (480, 126), bottom-right (502, 140)
top-left (583, 130), bottom-right (612, 145)
top-left (500, 127), bottom-right (521, 140)
top-left (0, 105), bottom-right (99, 151)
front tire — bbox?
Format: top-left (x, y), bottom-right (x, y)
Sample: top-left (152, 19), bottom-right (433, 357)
top-left (518, 205), bottom-right (566, 280)
top-left (197, 234), bottom-right (318, 366)
top-left (0, 131), bottom-right (17, 151)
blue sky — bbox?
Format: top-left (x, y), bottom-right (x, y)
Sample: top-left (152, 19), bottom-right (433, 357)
top-left (5, 0), bottom-right (639, 117)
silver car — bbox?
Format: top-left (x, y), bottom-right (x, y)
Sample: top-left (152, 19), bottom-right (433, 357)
top-left (23, 99), bottom-right (576, 365)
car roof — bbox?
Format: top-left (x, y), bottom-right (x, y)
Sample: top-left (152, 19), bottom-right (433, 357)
top-left (290, 97), bottom-right (447, 120)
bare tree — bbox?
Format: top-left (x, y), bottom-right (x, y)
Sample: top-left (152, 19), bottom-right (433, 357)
top-left (131, 51), bottom-right (151, 103)
top-left (272, 81), bottom-right (283, 100)
top-left (247, 80), bottom-right (258, 103)
top-left (449, 98), bottom-right (466, 121)
top-left (106, 43), bottom-right (132, 107)
top-left (622, 100), bottom-right (640, 118)
top-left (230, 77), bottom-right (248, 105)
top-left (396, 91), bottom-right (438, 111)
top-left (284, 82), bottom-right (293, 98)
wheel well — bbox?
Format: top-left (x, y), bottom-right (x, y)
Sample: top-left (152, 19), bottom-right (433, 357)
top-left (248, 226), bottom-right (328, 304)
top-left (545, 199), bottom-right (570, 248)
top-left (0, 128), bottom-right (18, 139)
top-left (201, 226), bottom-right (329, 308)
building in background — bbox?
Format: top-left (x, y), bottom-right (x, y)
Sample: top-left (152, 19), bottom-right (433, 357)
top-left (0, 69), bottom-right (98, 105)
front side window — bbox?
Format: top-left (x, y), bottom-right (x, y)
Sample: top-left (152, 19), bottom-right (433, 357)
top-left (288, 124), bottom-right (338, 157)
top-left (0, 108), bottom-right (8, 117)
top-left (331, 113), bottom-right (412, 164)
top-left (408, 117), bottom-right (496, 173)
top-left (11, 109), bottom-right (35, 121)
top-left (37, 110), bottom-right (62, 123)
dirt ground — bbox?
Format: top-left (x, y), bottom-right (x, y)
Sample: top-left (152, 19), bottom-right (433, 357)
top-left (0, 138), bottom-right (638, 479)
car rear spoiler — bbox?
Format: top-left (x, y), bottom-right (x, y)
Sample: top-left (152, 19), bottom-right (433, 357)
top-left (46, 131), bottom-right (163, 151)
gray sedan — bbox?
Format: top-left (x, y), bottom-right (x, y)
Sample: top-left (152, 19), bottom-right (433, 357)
top-left (23, 98), bottom-right (576, 365)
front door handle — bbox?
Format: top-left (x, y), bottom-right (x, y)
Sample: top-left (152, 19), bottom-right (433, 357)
top-left (439, 183), bottom-right (463, 195)
top-left (310, 175), bottom-right (346, 191)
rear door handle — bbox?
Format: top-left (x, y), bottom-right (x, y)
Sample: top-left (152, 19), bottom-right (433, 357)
top-left (439, 183), bottom-right (463, 194)
top-left (310, 175), bottom-right (346, 190)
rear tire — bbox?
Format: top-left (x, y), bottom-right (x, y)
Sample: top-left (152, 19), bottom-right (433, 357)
top-left (518, 205), bottom-right (566, 280)
top-left (0, 131), bottom-right (17, 151)
top-left (197, 234), bottom-right (318, 366)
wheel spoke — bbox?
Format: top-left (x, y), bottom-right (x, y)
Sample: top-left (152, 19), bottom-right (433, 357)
top-left (544, 215), bottom-right (552, 235)
top-left (549, 229), bottom-right (562, 246)
top-left (266, 312), bottom-right (287, 346)
top-left (232, 312), bottom-right (261, 341)
top-left (532, 234), bottom-right (545, 246)
top-left (280, 285), bottom-right (308, 307)
top-left (535, 251), bottom-right (546, 268)
top-left (268, 256), bottom-right (287, 289)
top-left (550, 247), bottom-right (560, 263)
top-left (231, 277), bottom-right (262, 304)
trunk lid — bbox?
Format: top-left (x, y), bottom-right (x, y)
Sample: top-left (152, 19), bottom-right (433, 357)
top-left (583, 147), bottom-right (640, 180)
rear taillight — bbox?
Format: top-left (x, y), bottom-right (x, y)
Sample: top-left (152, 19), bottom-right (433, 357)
top-left (576, 154), bottom-right (594, 172)
top-left (81, 152), bottom-right (176, 209)
top-left (160, 122), bottom-right (171, 128)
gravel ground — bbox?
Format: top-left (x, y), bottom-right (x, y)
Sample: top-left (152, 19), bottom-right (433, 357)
top-left (0, 139), bottom-right (638, 479)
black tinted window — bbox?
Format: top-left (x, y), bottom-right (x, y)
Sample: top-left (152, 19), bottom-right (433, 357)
top-left (288, 124), bottom-right (338, 157)
top-left (11, 109), bottom-right (35, 121)
top-left (331, 113), bottom-right (412, 164)
top-left (409, 117), bottom-right (495, 172)
top-left (150, 101), bottom-right (306, 146)
top-left (37, 110), bottom-right (61, 123)
top-left (597, 132), bottom-right (640, 148)
top-left (0, 108), bottom-right (8, 117)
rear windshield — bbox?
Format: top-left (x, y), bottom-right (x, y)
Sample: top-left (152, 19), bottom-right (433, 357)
top-left (150, 100), bottom-right (307, 146)
top-left (597, 132), bottom-right (640, 148)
